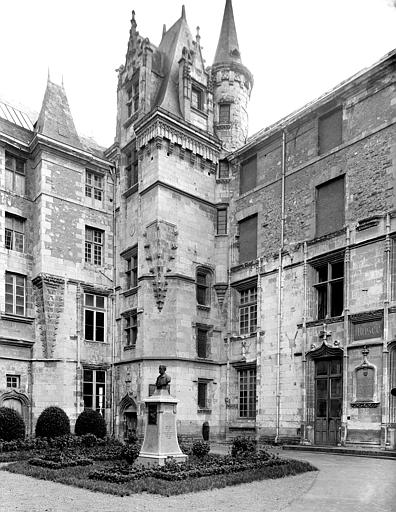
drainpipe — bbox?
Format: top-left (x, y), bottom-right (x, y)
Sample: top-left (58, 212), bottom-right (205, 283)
top-left (342, 226), bottom-right (351, 445)
top-left (302, 242), bottom-right (308, 443)
top-left (383, 213), bottom-right (391, 447)
top-left (108, 164), bottom-right (117, 436)
top-left (275, 130), bottom-right (286, 443)
top-left (256, 257), bottom-right (263, 443)
top-left (76, 282), bottom-right (82, 420)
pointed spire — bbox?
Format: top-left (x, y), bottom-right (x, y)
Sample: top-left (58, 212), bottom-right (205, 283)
top-left (162, 24), bottom-right (167, 38)
top-left (181, 5), bottom-right (186, 19)
top-left (213, 0), bottom-right (241, 65)
top-left (35, 78), bottom-right (82, 149)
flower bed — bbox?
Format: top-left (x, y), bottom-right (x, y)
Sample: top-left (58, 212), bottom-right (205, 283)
top-left (29, 452), bottom-right (93, 469)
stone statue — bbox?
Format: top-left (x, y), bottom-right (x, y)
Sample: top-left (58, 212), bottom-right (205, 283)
top-left (156, 364), bottom-right (171, 389)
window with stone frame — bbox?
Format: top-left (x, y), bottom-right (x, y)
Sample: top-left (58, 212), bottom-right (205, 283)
top-left (239, 286), bottom-right (257, 335)
top-left (313, 258), bottom-right (344, 320)
top-left (125, 246), bottom-right (138, 289)
top-left (219, 103), bottom-right (231, 124)
top-left (197, 379), bottom-right (210, 409)
top-left (191, 86), bottom-right (203, 111)
top-left (318, 107), bottom-right (343, 155)
top-left (238, 366), bottom-right (256, 418)
top-left (5, 213), bottom-right (25, 252)
top-left (216, 207), bottom-right (227, 235)
top-left (84, 293), bottom-right (106, 342)
top-left (5, 272), bottom-right (26, 316)
top-left (196, 268), bottom-right (211, 306)
top-left (132, 79), bottom-right (139, 112)
top-left (5, 152), bottom-right (25, 195)
top-left (6, 375), bottom-right (20, 388)
top-left (83, 368), bottom-right (106, 415)
top-left (196, 326), bottom-right (210, 359)
top-left (238, 214), bottom-right (257, 263)
top-left (240, 155), bottom-right (257, 195)
top-left (218, 159), bottom-right (230, 179)
top-left (124, 311), bottom-right (138, 348)
top-left (85, 170), bottom-right (103, 202)
top-left (125, 148), bottom-right (138, 190)
top-left (85, 227), bottom-right (104, 265)
top-left (316, 175), bottom-right (345, 237)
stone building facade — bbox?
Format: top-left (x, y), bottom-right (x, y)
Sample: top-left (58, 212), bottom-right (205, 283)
top-left (0, 0), bottom-right (395, 449)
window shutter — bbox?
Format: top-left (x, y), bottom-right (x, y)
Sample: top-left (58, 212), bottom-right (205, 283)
top-left (239, 215), bottom-right (258, 263)
top-left (319, 108), bottom-right (343, 154)
top-left (240, 155), bottom-right (257, 194)
top-left (316, 176), bottom-right (345, 237)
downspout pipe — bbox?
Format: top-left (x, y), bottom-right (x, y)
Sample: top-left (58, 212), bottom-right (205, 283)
top-left (302, 242), bottom-right (308, 443)
top-left (275, 130), bottom-right (286, 443)
top-left (383, 213), bottom-right (391, 447)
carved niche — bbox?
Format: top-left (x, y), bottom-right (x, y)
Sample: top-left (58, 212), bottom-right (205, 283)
top-left (143, 220), bottom-right (178, 311)
top-left (33, 274), bottom-right (65, 358)
top-left (351, 346), bottom-right (379, 408)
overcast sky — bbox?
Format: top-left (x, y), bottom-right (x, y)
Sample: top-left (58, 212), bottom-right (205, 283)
top-left (1, 0), bottom-right (395, 147)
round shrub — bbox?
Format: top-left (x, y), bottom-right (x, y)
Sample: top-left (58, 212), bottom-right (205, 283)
top-left (0, 407), bottom-right (25, 441)
top-left (35, 406), bottom-right (70, 438)
top-left (74, 409), bottom-right (106, 439)
top-left (121, 443), bottom-right (140, 464)
top-left (191, 440), bottom-right (210, 459)
top-left (231, 436), bottom-right (257, 458)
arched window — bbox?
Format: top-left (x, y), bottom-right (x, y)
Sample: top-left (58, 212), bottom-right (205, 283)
top-left (196, 268), bottom-right (211, 306)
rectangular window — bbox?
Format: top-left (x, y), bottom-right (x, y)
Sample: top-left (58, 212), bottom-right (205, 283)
top-left (6, 375), bottom-right (20, 388)
top-left (84, 293), bottom-right (105, 342)
top-left (191, 87), bottom-right (203, 111)
top-left (197, 328), bottom-right (209, 358)
top-left (318, 107), bottom-right (343, 154)
top-left (219, 104), bottom-right (230, 124)
top-left (133, 80), bottom-right (139, 112)
top-left (197, 380), bottom-right (208, 409)
top-left (218, 160), bottom-right (229, 179)
top-left (5, 213), bottom-right (25, 252)
top-left (316, 176), bottom-right (345, 237)
top-left (125, 312), bottom-right (137, 348)
top-left (240, 155), bottom-right (257, 194)
top-left (216, 208), bottom-right (227, 235)
top-left (126, 87), bottom-right (133, 118)
top-left (83, 368), bottom-right (106, 415)
top-left (239, 215), bottom-right (257, 263)
top-left (239, 367), bottom-right (256, 418)
top-left (85, 171), bottom-right (103, 201)
top-left (239, 286), bottom-right (257, 335)
top-left (85, 227), bottom-right (104, 265)
top-left (125, 248), bottom-right (138, 289)
top-left (5, 273), bottom-right (26, 316)
top-left (196, 269), bottom-right (211, 306)
top-left (126, 149), bottom-right (138, 190)
top-left (314, 259), bottom-right (344, 319)
top-left (5, 152), bottom-right (25, 195)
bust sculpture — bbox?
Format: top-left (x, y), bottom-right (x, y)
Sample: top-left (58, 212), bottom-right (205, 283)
top-left (155, 365), bottom-right (171, 389)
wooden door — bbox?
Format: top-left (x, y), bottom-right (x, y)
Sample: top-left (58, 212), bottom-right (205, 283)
top-left (314, 358), bottom-right (342, 445)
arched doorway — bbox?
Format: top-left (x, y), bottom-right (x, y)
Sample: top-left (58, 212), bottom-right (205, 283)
top-left (119, 394), bottom-right (137, 439)
top-left (0, 390), bottom-right (30, 432)
top-left (3, 398), bottom-right (23, 415)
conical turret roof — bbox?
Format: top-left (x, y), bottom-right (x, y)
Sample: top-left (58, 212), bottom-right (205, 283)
top-left (213, 0), bottom-right (241, 65)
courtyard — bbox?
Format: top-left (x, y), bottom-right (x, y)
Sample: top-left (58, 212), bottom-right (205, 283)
top-left (1, 451), bottom-right (395, 511)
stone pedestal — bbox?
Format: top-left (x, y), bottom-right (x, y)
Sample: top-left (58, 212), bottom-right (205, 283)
top-left (137, 388), bottom-right (188, 466)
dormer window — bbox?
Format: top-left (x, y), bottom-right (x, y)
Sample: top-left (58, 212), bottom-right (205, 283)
top-left (191, 86), bottom-right (203, 111)
top-left (126, 79), bottom-right (139, 118)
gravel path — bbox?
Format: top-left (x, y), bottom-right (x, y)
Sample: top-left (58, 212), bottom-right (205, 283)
top-left (0, 463), bottom-right (317, 512)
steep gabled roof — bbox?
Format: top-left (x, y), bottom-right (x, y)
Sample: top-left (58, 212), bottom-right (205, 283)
top-left (213, 0), bottom-right (241, 65)
top-left (35, 79), bottom-right (82, 149)
top-left (154, 6), bottom-right (194, 115)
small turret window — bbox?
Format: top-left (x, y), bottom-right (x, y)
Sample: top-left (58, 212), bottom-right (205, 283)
top-left (219, 104), bottom-right (230, 124)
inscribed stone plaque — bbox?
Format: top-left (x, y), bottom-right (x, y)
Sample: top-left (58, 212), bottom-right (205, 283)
top-left (356, 367), bottom-right (375, 402)
top-left (353, 320), bottom-right (382, 341)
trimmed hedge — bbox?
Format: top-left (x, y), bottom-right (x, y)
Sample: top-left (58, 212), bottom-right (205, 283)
top-left (75, 409), bottom-right (106, 439)
top-left (35, 407), bottom-right (70, 438)
top-left (0, 407), bottom-right (25, 441)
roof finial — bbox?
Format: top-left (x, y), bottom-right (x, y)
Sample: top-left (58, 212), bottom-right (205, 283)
top-left (162, 24), bottom-right (167, 38)
top-left (61, 74), bottom-right (64, 88)
top-left (181, 5), bottom-right (186, 19)
top-left (47, 67), bottom-right (51, 82)
top-left (196, 26), bottom-right (200, 44)
top-left (131, 9), bottom-right (136, 27)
